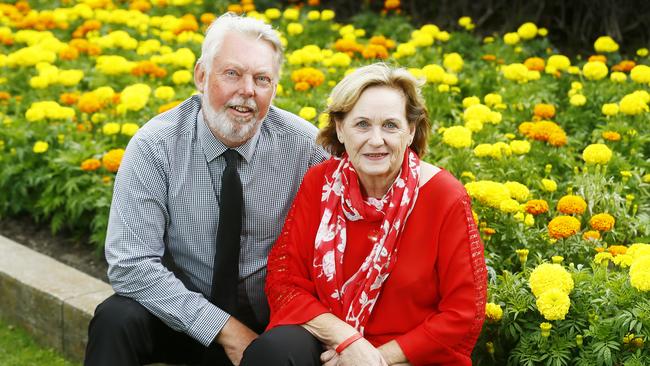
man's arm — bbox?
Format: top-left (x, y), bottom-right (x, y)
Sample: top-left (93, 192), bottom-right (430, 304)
top-left (105, 134), bottom-right (234, 347)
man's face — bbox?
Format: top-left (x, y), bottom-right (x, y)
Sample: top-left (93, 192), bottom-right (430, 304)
top-left (195, 32), bottom-right (277, 147)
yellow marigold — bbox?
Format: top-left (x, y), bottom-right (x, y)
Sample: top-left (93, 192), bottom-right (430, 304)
top-left (548, 215), bottom-right (581, 239)
top-left (509, 140), bottom-right (531, 155)
top-left (582, 230), bottom-right (601, 241)
top-left (121, 123), bottom-right (139, 137)
top-left (594, 252), bottom-right (613, 265)
top-left (601, 103), bottom-right (619, 116)
top-left (80, 158), bottom-right (101, 171)
top-left (500, 199), bottom-right (521, 213)
top-left (594, 36), bottom-right (619, 53)
top-left (533, 103), bottom-right (555, 119)
top-left (541, 178), bottom-right (557, 192)
top-left (536, 288), bottom-right (571, 320)
top-left (529, 263), bottom-right (574, 297)
top-left (582, 144), bottom-right (612, 164)
top-left (619, 92), bottom-right (649, 115)
top-left (485, 303), bottom-right (503, 323)
top-left (557, 195), bottom-right (587, 215)
top-left (627, 243), bottom-right (650, 260)
top-left (613, 254), bottom-right (634, 268)
top-left (629, 256), bottom-right (650, 292)
top-left (589, 213), bottom-right (615, 231)
top-left (102, 122), bottom-right (120, 135)
top-left (630, 64), bottom-right (650, 83)
top-left (540, 322), bottom-right (552, 337)
top-left (547, 55), bottom-right (571, 70)
top-left (517, 22), bottom-right (538, 40)
top-left (287, 22), bottom-right (303, 36)
top-left (570, 94), bottom-right (587, 106)
top-left (465, 180), bottom-right (511, 209)
top-left (102, 148), bottom-right (125, 173)
top-left (503, 32), bottom-right (520, 45)
top-left (525, 199), bottom-right (549, 215)
top-left (442, 126), bottom-right (472, 148)
top-left (502, 63), bottom-right (528, 82)
top-left (582, 61), bottom-right (609, 80)
top-left (33, 141), bottom-right (49, 154)
top-left (601, 131), bottom-right (621, 141)
top-left (504, 181), bottom-right (529, 201)
top-left (298, 106), bottom-right (317, 121)
top-left (443, 52), bottom-right (464, 73)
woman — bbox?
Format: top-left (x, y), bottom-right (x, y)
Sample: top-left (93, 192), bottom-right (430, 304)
top-left (242, 63), bottom-right (487, 366)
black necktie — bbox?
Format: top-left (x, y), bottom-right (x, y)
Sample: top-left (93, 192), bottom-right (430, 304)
top-left (210, 149), bottom-right (242, 314)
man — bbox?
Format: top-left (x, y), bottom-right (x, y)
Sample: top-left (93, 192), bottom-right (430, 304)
top-left (85, 13), bottom-right (327, 366)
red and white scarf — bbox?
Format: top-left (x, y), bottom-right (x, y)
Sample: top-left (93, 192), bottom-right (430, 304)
top-left (313, 149), bottom-right (420, 333)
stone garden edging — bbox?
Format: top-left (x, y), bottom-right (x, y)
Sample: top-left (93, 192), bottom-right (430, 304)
top-left (0, 234), bottom-right (113, 363)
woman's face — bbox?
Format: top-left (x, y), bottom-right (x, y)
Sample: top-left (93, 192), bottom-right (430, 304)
top-left (336, 86), bottom-right (415, 189)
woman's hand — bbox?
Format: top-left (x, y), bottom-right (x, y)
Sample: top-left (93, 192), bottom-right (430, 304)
top-left (321, 337), bottom-right (388, 366)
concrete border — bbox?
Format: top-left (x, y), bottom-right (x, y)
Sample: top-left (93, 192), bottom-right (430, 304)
top-left (0, 234), bottom-right (113, 363)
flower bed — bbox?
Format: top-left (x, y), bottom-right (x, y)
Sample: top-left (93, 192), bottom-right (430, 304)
top-left (0, 1), bottom-right (649, 364)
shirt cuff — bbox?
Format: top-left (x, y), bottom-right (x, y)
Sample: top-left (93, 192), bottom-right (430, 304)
top-left (186, 303), bottom-right (231, 346)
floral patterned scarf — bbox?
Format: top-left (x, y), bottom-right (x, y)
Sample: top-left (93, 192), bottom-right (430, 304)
top-left (313, 149), bottom-right (420, 333)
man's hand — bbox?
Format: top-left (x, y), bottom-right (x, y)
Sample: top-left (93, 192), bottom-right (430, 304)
top-left (214, 317), bottom-right (258, 365)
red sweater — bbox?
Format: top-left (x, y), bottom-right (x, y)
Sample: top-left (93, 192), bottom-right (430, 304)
top-left (265, 159), bottom-right (487, 365)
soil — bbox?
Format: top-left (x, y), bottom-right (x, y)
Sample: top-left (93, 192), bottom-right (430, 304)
top-left (0, 215), bottom-right (109, 283)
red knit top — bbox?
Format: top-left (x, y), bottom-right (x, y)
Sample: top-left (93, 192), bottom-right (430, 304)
top-left (265, 159), bottom-right (487, 366)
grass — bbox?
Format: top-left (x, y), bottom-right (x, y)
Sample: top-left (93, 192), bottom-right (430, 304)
top-left (0, 318), bottom-right (79, 366)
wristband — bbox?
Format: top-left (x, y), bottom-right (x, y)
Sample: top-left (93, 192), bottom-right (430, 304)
top-left (335, 332), bottom-right (363, 354)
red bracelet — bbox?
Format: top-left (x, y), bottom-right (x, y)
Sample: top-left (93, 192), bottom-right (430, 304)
top-left (335, 332), bottom-right (363, 354)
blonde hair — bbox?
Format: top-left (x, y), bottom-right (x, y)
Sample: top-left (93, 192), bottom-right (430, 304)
top-left (317, 63), bottom-right (430, 156)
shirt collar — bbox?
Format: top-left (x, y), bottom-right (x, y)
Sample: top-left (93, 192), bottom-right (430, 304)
top-left (197, 107), bottom-right (261, 163)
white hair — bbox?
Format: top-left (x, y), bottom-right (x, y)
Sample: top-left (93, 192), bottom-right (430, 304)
top-left (198, 12), bottom-right (283, 75)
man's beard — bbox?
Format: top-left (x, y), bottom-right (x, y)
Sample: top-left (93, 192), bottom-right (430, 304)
top-left (201, 90), bottom-right (261, 145)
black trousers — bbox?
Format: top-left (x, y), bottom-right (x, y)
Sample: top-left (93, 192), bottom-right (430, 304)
top-left (240, 325), bottom-right (322, 366)
top-left (85, 294), bottom-right (320, 366)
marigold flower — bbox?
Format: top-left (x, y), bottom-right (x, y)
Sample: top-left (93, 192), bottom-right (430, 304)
top-left (536, 288), bottom-right (570, 320)
top-left (601, 104), bottom-right (619, 116)
top-left (503, 32), bottom-right (520, 45)
top-left (80, 158), bottom-right (101, 171)
top-left (630, 64), bottom-right (650, 83)
top-left (612, 60), bottom-right (636, 73)
top-left (298, 106), bottom-right (317, 121)
top-left (517, 22), bottom-right (538, 40)
top-left (465, 180), bottom-right (510, 209)
top-left (516, 249), bottom-right (529, 265)
top-left (594, 36), bottom-right (619, 53)
top-left (629, 256), bottom-right (650, 292)
top-left (570, 94), bottom-right (587, 106)
top-left (509, 140), bottom-right (530, 155)
top-left (121, 123), bottom-right (139, 137)
top-left (589, 213), bottom-right (615, 231)
top-left (33, 140), bottom-right (49, 154)
top-left (291, 67), bottom-right (325, 89)
top-left (582, 143), bottom-right (612, 164)
top-left (525, 199), bottom-right (549, 215)
top-left (582, 230), bottom-right (601, 241)
top-left (619, 92), bottom-right (649, 115)
top-left (443, 52), bottom-right (463, 73)
top-left (529, 263), bottom-right (574, 297)
top-left (102, 148), bottom-right (125, 173)
top-left (557, 195), bottom-right (587, 215)
top-left (541, 178), bottom-right (557, 192)
top-left (547, 55), bottom-right (571, 70)
top-left (442, 126), bottom-right (472, 148)
top-left (548, 215), bottom-right (581, 239)
top-left (613, 254), bottom-right (634, 268)
top-left (533, 103), bottom-right (555, 119)
top-left (524, 57), bottom-right (545, 71)
top-left (102, 122), bottom-right (120, 135)
top-left (608, 245), bottom-right (627, 256)
top-left (485, 303), bottom-right (503, 323)
top-left (504, 181), bottom-right (529, 201)
top-left (540, 322), bottom-right (552, 337)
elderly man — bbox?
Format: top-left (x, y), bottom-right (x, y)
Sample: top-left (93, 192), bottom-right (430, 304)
top-left (84, 13), bottom-right (327, 366)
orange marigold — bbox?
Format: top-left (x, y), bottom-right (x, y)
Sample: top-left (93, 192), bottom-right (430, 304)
top-left (548, 216), bottom-right (581, 239)
top-left (589, 213), bottom-right (615, 231)
top-left (524, 57), bottom-right (545, 71)
top-left (362, 44), bottom-right (389, 59)
top-left (557, 195), bottom-right (587, 215)
top-left (334, 38), bottom-right (363, 56)
top-left (482, 54), bottom-right (497, 62)
top-left (102, 149), bottom-right (125, 173)
top-left (533, 103), bottom-right (556, 119)
top-left (80, 158), bottom-right (101, 171)
top-left (607, 245), bottom-right (627, 256)
top-left (129, 0), bottom-right (152, 12)
top-left (77, 93), bottom-right (104, 114)
top-left (59, 92), bottom-right (79, 105)
top-left (525, 199), bottom-right (549, 215)
top-left (59, 46), bottom-right (79, 60)
top-left (582, 230), bottom-right (601, 241)
top-left (294, 81), bottom-right (310, 91)
top-left (602, 131), bottom-right (621, 141)
top-left (200, 13), bottom-right (216, 24)
top-left (291, 67), bottom-right (325, 89)
top-left (174, 14), bottom-right (198, 35)
top-left (0, 91), bottom-right (11, 100)
top-left (611, 60), bottom-right (635, 73)
top-left (588, 55), bottom-right (607, 63)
